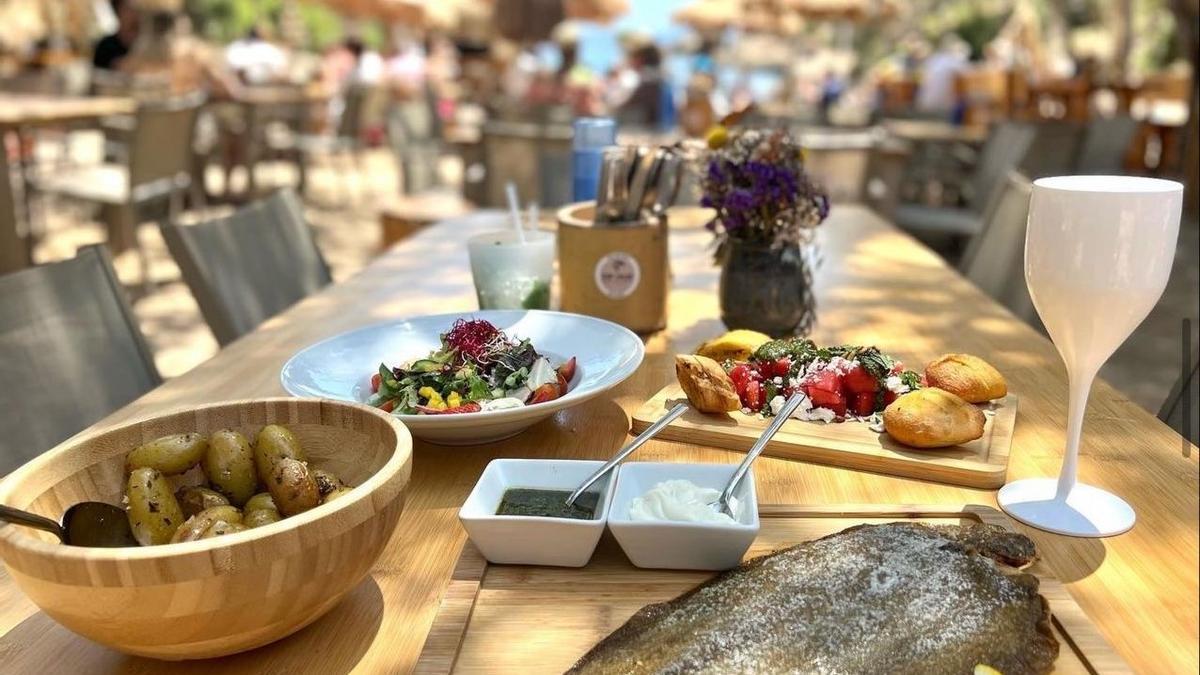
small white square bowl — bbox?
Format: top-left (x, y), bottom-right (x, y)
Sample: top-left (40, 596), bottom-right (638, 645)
top-left (608, 462), bottom-right (760, 571)
top-left (459, 459), bottom-right (614, 567)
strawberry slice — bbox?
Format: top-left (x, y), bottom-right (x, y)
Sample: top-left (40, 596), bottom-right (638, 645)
top-left (769, 357), bottom-right (792, 378)
top-left (371, 373), bottom-right (382, 393)
top-left (883, 390), bottom-right (899, 406)
top-left (851, 391), bottom-right (875, 417)
top-left (416, 402), bottom-right (483, 415)
top-left (557, 357), bottom-right (577, 384)
top-left (843, 366), bottom-right (878, 394)
top-left (379, 399), bottom-right (395, 413)
top-left (529, 382), bottom-right (563, 405)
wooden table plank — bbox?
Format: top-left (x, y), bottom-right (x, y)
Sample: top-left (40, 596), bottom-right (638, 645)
top-left (0, 205), bottom-right (1194, 673)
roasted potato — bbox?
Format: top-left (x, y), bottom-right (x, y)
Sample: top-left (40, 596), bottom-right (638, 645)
top-left (243, 508), bottom-right (282, 528)
top-left (175, 485), bottom-right (230, 518)
top-left (171, 505), bottom-right (244, 543)
top-left (243, 492), bottom-right (277, 515)
top-left (126, 433), bottom-right (208, 475)
top-left (255, 424), bottom-right (306, 481)
top-left (882, 388), bottom-right (986, 449)
top-left (925, 354), bottom-right (1007, 403)
top-left (264, 458), bottom-right (320, 516)
top-left (312, 468), bottom-right (344, 497)
top-left (126, 467), bottom-right (186, 546)
top-left (675, 354), bottom-right (741, 413)
top-left (203, 430), bottom-right (257, 506)
top-left (323, 486), bottom-right (354, 504)
top-left (200, 520), bottom-right (248, 539)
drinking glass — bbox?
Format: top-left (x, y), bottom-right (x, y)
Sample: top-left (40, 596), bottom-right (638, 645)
top-left (467, 230), bottom-right (555, 310)
top-left (998, 176), bottom-right (1182, 537)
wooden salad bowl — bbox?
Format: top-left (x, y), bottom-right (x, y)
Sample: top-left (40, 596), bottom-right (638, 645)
top-left (0, 399), bottom-right (412, 660)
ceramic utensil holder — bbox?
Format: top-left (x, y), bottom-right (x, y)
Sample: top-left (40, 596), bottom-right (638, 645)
top-left (557, 201), bottom-right (668, 334)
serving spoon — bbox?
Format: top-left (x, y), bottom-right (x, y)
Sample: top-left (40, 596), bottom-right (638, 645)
top-left (0, 501), bottom-right (137, 547)
top-left (564, 402), bottom-right (690, 508)
top-left (709, 392), bottom-right (808, 518)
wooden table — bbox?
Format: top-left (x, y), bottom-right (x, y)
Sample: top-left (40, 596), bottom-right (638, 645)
top-left (1, 205), bottom-right (1195, 673)
top-left (883, 118), bottom-right (988, 145)
top-left (0, 94), bottom-right (138, 274)
top-left (0, 94), bottom-right (136, 129)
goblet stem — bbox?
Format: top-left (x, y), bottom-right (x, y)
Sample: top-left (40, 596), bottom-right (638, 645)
top-left (1056, 365), bottom-right (1098, 500)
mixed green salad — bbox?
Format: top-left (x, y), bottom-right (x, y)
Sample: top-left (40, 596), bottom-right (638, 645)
top-left (368, 318), bottom-right (575, 415)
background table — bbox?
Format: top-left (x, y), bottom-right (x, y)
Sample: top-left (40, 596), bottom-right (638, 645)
top-left (0, 94), bottom-right (137, 273)
top-left (0, 205), bottom-right (1195, 673)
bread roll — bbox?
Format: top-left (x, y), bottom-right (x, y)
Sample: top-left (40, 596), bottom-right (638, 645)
top-left (675, 355), bottom-right (741, 413)
top-left (925, 354), bottom-right (1007, 403)
top-left (883, 388), bottom-right (986, 449)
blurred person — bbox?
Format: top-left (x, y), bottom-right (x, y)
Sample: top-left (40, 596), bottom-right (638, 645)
top-left (345, 37), bottom-right (384, 86)
top-left (818, 70), bottom-right (845, 123)
top-left (616, 43), bottom-right (671, 128)
top-left (93, 0), bottom-right (139, 70)
top-left (225, 27), bottom-right (287, 85)
top-left (915, 34), bottom-right (968, 116)
top-left (549, 22), bottom-right (603, 116)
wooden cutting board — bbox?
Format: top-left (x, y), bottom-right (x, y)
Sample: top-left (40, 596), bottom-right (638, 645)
top-left (632, 385), bottom-right (1018, 488)
top-left (415, 504), bottom-right (1126, 674)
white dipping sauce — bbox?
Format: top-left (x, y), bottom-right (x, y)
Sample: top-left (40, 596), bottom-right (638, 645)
top-left (629, 480), bottom-right (737, 524)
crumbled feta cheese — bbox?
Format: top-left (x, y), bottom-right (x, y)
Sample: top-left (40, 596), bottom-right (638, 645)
top-left (772, 376), bottom-right (783, 385)
top-left (885, 375), bottom-right (910, 394)
top-left (768, 395), bottom-right (786, 416)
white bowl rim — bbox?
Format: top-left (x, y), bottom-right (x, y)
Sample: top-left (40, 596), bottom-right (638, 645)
top-left (0, 398), bottom-right (413, 563)
top-left (279, 309), bottom-right (646, 424)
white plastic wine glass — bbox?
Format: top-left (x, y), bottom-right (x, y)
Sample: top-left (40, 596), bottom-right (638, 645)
top-left (998, 175), bottom-right (1182, 538)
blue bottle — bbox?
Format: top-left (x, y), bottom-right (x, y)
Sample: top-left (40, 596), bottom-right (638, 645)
top-left (572, 117), bottom-right (617, 202)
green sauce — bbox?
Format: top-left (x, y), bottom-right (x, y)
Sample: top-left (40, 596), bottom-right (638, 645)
top-left (496, 488), bottom-right (598, 520)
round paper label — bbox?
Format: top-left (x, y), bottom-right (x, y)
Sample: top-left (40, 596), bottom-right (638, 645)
top-left (593, 252), bottom-right (641, 300)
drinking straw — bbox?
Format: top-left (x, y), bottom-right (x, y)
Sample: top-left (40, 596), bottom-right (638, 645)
top-left (528, 202), bottom-right (539, 231)
top-left (505, 182), bottom-right (526, 244)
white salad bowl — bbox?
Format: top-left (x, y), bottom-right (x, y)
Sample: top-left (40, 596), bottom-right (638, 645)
top-left (608, 462), bottom-right (760, 571)
top-left (459, 459), bottom-right (615, 567)
top-left (280, 310), bottom-right (645, 445)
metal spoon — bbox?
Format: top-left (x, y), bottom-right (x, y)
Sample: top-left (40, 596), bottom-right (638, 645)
top-left (565, 402), bottom-right (689, 507)
top-left (710, 393), bottom-right (808, 518)
top-left (0, 501), bottom-right (137, 547)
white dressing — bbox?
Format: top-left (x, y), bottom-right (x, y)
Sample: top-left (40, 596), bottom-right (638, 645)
top-left (629, 480), bottom-right (737, 524)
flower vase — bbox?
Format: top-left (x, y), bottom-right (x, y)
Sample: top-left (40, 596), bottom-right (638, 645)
top-left (718, 239), bottom-right (816, 337)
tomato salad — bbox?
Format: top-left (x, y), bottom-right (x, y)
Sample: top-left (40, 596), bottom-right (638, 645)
top-left (368, 319), bottom-right (576, 415)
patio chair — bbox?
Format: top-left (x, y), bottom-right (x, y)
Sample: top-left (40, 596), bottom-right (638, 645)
top-left (1159, 348), bottom-right (1199, 447)
top-left (0, 245), bottom-right (161, 474)
top-left (1, 148), bottom-right (28, 274)
top-left (32, 93), bottom-right (205, 285)
top-left (159, 189), bottom-right (331, 346)
top-left (893, 121), bottom-right (1036, 243)
top-left (1075, 116), bottom-right (1139, 174)
top-left (293, 84), bottom-right (370, 201)
top-left (1018, 121), bottom-right (1085, 179)
top-left (959, 171), bottom-right (1038, 325)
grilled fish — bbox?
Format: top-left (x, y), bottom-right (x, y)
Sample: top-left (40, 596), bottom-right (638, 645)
top-left (568, 523), bottom-right (1058, 675)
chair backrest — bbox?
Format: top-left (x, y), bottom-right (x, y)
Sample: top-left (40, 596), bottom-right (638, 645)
top-left (1018, 121), bottom-right (1085, 179)
top-left (0, 246), bottom-right (161, 474)
top-left (968, 122), bottom-right (1036, 214)
top-left (129, 93), bottom-right (205, 189)
top-left (159, 189), bottom-right (332, 345)
top-left (960, 171), bottom-right (1037, 323)
top-left (1075, 116), bottom-right (1139, 174)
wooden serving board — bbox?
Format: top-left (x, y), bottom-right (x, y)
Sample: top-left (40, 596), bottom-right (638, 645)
top-left (632, 385), bottom-right (1018, 488)
top-left (415, 505), bottom-right (1126, 675)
